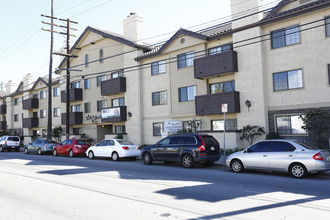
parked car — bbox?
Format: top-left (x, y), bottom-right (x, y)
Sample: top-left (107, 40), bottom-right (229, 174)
top-left (24, 139), bottom-right (58, 155)
top-left (0, 136), bottom-right (21, 152)
top-left (86, 139), bottom-right (140, 161)
top-left (226, 140), bottom-right (330, 178)
top-left (141, 134), bottom-right (220, 168)
top-left (53, 139), bottom-right (91, 157)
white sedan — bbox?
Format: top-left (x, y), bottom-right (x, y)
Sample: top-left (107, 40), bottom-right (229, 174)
top-left (86, 139), bottom-right (140, 161)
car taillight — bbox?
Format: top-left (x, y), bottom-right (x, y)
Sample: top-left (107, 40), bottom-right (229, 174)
top-left (313, 152), bottom-right (324, 161)
top-left (122, 146), bottom-right (129, 150)
top-left (199, 145), bottom-right (205, 151)
top-left (137, 146), bottom-right (141, 150)
top-left (5, 141), bottom-right (7, 145)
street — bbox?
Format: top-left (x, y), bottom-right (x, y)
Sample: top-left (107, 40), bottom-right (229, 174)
top-left (0, 151), bottom-right (330, 220)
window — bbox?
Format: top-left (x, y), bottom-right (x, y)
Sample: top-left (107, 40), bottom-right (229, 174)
top-left (248, 142), bottom-right (271, 152)
top-left (111, 70), bottom-right (124, 79)
top-left (210, 81), bottom-right (235, 94)
top-left (85, 54), bottom-right (89, 68)
top-left (42, 129), bottom-right (47, 138)
top-left (151, 60), bottom-right (166, 75)
top-left (54, 107), bottom-right (60, 117)
top-left (14, 114), bottom-right (18, 122)
top-left (112, 97), bottom-right (125, 107)
top-left (33, 93), bottom-right (38, 99)
top-left (208, 44), bottom-right (233, 55)
top-left (273, 69), bottom-right (303, 91)
top-left (73, 128), bottom-right (83, 135)
top-left (177, 51), bottom-right (194, 69)
top-left (152, 91), bottom-right (167, 105)
top-left (40, 90), bottom-right (47, 99)
top-left (71, 104), bottom-right (81, 112)
top-left (14, 98), bottom-right (18, 105)
top-left (97, 75), bottom-right (106, 87)
top-left (84, 102), bottom-right (91, 113)
top-left (97, 100), bottom-right (107, 112)
top-left (270, 142), bottom-right (296, 152)
top-left (183, 120), bottom-right (201, 132)
top-left (271, 25), bottom-right (300, 49)
top-left (99, 49), bottom-right (104, 63)
top-left (212, 119), bottom-right (237, 131)
top-left (326, 17), bottom-right (330, 37)
top-left (84, 78), bottom-right (91, 89)
top-left (40, 109), bottom-right (46, 118)
top-left (179, 86), bottom-right (196, 102)
top-left (33, 112), bottom-right (38, 117)
top-left (72, 81), bottom-right (81, 89)
top-left (115, 125), bottom-right (125, 134)
top-left (53, 87), bottom-right (60, 97)
top-left (153, 122), bottom-right (164, 136)
top-left (276, 115), bottom-right (306, 135)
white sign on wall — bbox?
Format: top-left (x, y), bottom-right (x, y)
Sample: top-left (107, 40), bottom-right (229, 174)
top-left (163, 120), bottom-right (182, 136)
top-left (222, 103), bottom-right (228, 113)
top-left (101, 108), bottom-right (120, 119)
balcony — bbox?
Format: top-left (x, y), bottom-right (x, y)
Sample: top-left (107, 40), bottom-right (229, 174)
top-left (101, 106), bottom-right (127, 122)
top-left (61, 88), bottom-right (83, 103)
top-left (0, 121), bottom-right (6, 130)
top-left (195, 91), bottom-right (240, 116)
top-left (23, 117), bottom-right (39, 128)
top-left (61, 112), bottom-right (83, 125)
top-left (23, 98), bottom-right (39, 110)
top-left (101, 77), bottom-right (126, 96)
top-left (194, 50), bottom-right (238, 79)
top-left (0, 105), bottom-right (6, 114)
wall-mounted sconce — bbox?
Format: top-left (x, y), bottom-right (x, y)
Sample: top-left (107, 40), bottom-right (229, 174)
top-left (127, 112), bottom-right (132, 118)
top-left (245, 100), bottom-right (251, 111)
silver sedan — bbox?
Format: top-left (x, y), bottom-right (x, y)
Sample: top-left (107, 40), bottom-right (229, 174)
top-left (226, 140), bottom-right (330, 178)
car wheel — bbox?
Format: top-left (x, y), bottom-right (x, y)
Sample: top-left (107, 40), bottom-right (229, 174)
top-left (0, 146), bottom-right (3, 152)
top-left (112, 152), bottom-right (119, 161)
top-left (289, 163), bottom-right (307, 178)
top-left (37, 148), bottom-right (42, 155)
top-left (143, 152), bottom-right (153, 165)
top-left (181, 154), bottom-right (194, 168)
top-left (88, 151), bottom-right (94, 159)
top-left (69, 150), bottom-right (74, 158)
top-left (53, 149), bottom-right (58, 157)
top-left (230, 159), bottom-right (244, 173)
top-left (24, 147), bottom-right (29, 154)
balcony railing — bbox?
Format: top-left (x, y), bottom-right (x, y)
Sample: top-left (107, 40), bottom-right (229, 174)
top-left (195, 91), bottom-right (240, 116)
top-left (194, 50), bottom-right (238, 79)
top-left (0, 105), bottom-right (6, 114)
top-left (23, 98), bottom-right (39, 110)
top-left (0, 121), bottom-right (7, 130)
top-left (61, 88), bottom-right (83, 103)
top-left (101, 77), bottom-right (126, 96)
top-left (23, 117), bottom-right (39, 128)
top-left (101, 106), bottom-right (127, 122)
top-left (61, 112), bottom-right (83, 125)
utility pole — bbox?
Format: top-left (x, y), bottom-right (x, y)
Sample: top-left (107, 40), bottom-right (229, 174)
top-left (41, 15), bottom-right (78, 140)
top-left (47, 0), bottom-right (54, 141)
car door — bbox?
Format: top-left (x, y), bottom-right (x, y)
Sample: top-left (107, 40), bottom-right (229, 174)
top-left (152, 137), bottom-right (171, 160)
top-left (92, 140), bottom-right (107, 157)
top-left (268, 141), bottom-right (296, 171)
top-left (29, 140), bottom-right (38, 153)
top-left (243, 141), bottom-right (270, 169)
top-left (58, 140), bottom-right (70, 154)
top-left (103, 140), bottom-right (115, 157)
top-left (164, 136), bottom-right (183, 161)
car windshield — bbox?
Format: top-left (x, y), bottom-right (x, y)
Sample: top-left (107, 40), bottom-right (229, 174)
top-left (294, 141), bottom-right (319, 150)
top-left (77, 140), bottom-right (91, 145)
top-left (117, 140), bottom-right (134, 145)
top-left (8, 137), bottom-right (19, 141)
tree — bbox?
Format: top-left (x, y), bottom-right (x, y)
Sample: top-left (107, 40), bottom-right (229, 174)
top-left (52, 126), bottom-right (63, 143)
top-left (240, 125), bottom-right (265, 145)
top-left (300, 108), bottom-right (330, 145)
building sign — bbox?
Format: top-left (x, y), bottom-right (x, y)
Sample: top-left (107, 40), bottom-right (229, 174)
top-left (163, 120), bottom-right (182, 136)
top-left (222, 103), bottom-right (228, 113)
top-left (101, 108), bottom-right (120, 119)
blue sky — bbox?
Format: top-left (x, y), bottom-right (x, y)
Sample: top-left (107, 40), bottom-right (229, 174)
top-left (0, 0), bottom-right (276, 86)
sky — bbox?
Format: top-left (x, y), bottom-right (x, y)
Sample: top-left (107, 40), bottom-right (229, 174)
top-left (0, 0), bottom-right (277, 87)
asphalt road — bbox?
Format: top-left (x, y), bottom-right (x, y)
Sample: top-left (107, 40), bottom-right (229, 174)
top-left (0, 151), bottom-right (330, 220)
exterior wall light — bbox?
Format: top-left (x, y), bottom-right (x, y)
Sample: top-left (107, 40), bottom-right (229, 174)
top-left (127, 112), bottom-right (132, 118)
top-left (245, 100), bottom-right (251, 111)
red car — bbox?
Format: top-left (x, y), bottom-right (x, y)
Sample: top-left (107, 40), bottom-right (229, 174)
top-left (53, 139), bottom-right (92, 158)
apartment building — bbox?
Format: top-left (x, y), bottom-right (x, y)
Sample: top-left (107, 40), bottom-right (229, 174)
top-left (1, 0), bottom-right (330, 148)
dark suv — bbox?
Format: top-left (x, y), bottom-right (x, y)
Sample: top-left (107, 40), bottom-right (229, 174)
top-left (141, 134), bottom-right (220, 168)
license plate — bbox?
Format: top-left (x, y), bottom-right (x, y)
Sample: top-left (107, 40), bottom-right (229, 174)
top-left (211, 147), bottom-right (215, 150)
